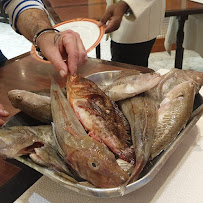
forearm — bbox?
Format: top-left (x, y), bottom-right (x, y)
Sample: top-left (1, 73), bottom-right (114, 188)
top-left (3, 0), bottom-right (47, 33)
top-left (3, 0), bottom-right (87, 77)
top-left (16, 9), bottom-right (53, 42)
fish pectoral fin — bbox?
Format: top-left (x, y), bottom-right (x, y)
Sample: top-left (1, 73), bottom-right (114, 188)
top-left (51, 122), bottom-right (66, 159)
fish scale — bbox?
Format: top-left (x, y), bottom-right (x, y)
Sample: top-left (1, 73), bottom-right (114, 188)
top-left (50, 76), bottom-right (129, 188)
top-left (119, 92), bottom-right (158, 185)
top-left (150, 81), bottom-right (196, 159)
top-left (66, 74), bottom-right (134, 164)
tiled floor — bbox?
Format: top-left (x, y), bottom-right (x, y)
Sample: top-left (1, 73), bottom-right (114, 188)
top-left (0, 22), bottom-right (203, 72)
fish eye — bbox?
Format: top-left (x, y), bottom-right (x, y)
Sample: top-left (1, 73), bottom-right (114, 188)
top-left (88, 159), bottom-right (100, 170)
top-left (16, 95), bottom-right (23, 101)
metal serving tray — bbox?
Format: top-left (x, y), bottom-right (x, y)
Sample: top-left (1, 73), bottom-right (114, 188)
top-left (4, 70), bottom-right (203, 198)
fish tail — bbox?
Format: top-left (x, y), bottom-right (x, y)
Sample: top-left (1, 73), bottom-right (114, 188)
top-left (128, 158), bottom-right (145, 183)
top-left (119, 158), bottom-right (145, 196)
top-left (119, 158), bottom-right (145, 195)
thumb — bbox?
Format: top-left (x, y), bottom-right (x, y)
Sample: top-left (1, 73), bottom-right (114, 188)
top-left (45, 49), bottom-right (68, 78)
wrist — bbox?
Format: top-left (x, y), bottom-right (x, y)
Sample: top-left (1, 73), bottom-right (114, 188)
top-left (33, 28), bottom-right (59, 50)
top-left (33, 28), bottom-right (60, 59)
top-left (119, 1), bottom-right (132, 16)
top-left (118, 1), bottom-right (130, 12)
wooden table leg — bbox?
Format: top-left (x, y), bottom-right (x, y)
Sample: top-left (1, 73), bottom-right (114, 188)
top-left (175, 15), bottom-right (188, 69)
top-left (96, 43), bottom-right (101, 59)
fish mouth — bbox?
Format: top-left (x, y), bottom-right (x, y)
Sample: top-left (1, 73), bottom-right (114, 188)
top-left (19, 142), bottom-right (44, 155)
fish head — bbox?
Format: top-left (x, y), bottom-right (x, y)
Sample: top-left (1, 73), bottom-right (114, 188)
top-left (8, 90), bottom-right (51, 115)
top-left (66, 146), bottom-right (129, 188)
top-left (166, 81), bottom-right (196, 101)
top-left (8, 90), bottom-right (33, 108)
top-left (0, 126), bottom-right (45, 158)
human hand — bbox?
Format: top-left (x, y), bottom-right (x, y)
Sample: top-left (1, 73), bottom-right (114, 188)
top-left (37, 30), bottom-right (88, 77)
top-left (0, 104), bottom-right (9, 126)
top-left (98, 1), bottom-right (129, 33)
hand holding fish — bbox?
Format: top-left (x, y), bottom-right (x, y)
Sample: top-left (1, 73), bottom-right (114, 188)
top-left (37, 30), bottom-right (88, 77)
top-left (98, 1), bottom-right (130, 33)
top-left (16, 9), bottom-right (88, 78)
top-left (0, 104), bottom-right (9, 126)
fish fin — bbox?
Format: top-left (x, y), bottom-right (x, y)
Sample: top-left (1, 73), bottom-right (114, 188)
top-left (128, 159), bottom-right (145, 183)
top-left (188, 104), bottom-right (203, 122)
top-left (51, 122), bottom-right (66, 159)
top-left (119, 158), bottom-right (145, 195)
top-left (119, 184), bottom-right (127, 196)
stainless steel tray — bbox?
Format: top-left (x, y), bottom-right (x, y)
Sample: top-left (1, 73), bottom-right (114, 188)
top-left (4, 70), bottom-right (203, 198)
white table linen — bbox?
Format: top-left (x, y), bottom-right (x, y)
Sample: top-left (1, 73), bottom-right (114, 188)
top-left (165, 15), bottom-right (203, 58)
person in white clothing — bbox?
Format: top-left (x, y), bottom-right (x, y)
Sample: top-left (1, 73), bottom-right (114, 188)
top-left (99, 0), bottom-right (165, 67)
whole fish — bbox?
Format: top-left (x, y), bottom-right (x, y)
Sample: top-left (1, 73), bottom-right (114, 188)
top-left (148, 68), bottom-right (203, 105)
top-left (150, 81), bottom-right (196, 159)
top-left (8, 88), bottom-right (67, 124)
top-left (66, 75), bottom-right (134, 164)
top-left (8, 90), bottom-right (52, 124)
top-left (103, 71), bottom-right (162, 101)
top-left (119, 93), bottom-right (158, 184)
top-left (0, 125), bottom-right (53, 158)
top-left (0, 125), bottom-right (75, 177)
top-left (50, 76), bottom-right (129, 188)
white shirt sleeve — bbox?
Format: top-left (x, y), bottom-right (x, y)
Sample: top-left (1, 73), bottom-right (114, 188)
top-left (3, 0), bottom-right (48, 32)
top-left (122, 0), bottom-right (158, 19)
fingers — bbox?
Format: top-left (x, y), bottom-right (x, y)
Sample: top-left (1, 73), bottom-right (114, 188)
top-left (61, 31), bottom-right (87, 75)
top-left (47, 48), bottom-right (69, 77)
top-left (0, 119), bottom-right (5, 127)
top-left (0, 104), bottom-right (9, 117)
top-left (105, 16), bottom-right (122, 33)
top-left (99, 10), bottom-right (121, 33)
top-left (38, 30), bottom-right (87, 77)
top-left (0, 104), bottom-right (9, 126)
top-left (75, 33), bottom-right (88, 65)
top-left (98, 10), bottom-right (113, 27)
top-left (99, 2), bottom-right (129, 33)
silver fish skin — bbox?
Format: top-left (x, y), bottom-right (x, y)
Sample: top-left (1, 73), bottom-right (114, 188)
top-left (103, 72), bottom-right (162, 101)
top-left (8, 90), bottom-right (52, 124)
top-left (150, 81), bottom-right (196, 159)
top-left (148, 68), bottom-right (203, 105)
top-left (119, 93), bottom-right (158, 184)
top-left (50, 76), bottom-right (129, 188)
top-left (0, 125), bottom-right (53, 158)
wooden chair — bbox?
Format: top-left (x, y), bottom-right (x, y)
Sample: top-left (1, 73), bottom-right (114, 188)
top-left (0, 2), bottom-right (9, 23)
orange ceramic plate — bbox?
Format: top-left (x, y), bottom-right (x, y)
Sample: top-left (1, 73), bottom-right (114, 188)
top-left (31, 18), bottom-right (105, 63)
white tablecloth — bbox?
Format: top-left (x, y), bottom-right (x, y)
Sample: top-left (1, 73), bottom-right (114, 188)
top-left (165, 15), bottom-right (203, 58)
top-left (190, 0), bottom-right (203, 4)
top-left (14, 69), bottom-right (203, 203)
